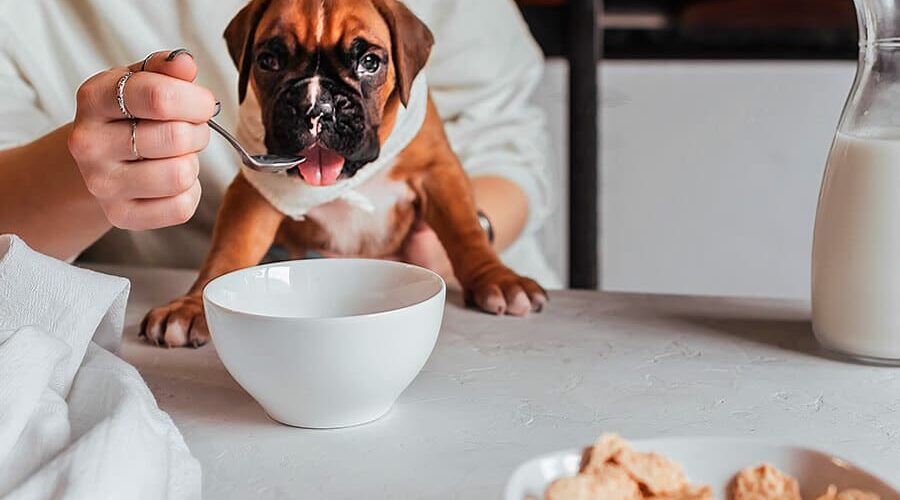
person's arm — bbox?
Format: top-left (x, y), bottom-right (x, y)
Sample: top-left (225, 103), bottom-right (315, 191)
top-left (0, 50), bottom-right (217, 261)
top-left (397, 0), bottom-right (554, 283)
top-left (470, 175), bottom-right (528, 252)
top-left (426, 0), bottom-right (554, 246)
top-left (0, 124), bottom-right (110, 260)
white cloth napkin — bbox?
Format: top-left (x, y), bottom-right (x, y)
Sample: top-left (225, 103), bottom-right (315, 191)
top-left (0, 235), bottom-right (200, 500)
top-left (239, 75), bottom-right (429, 220)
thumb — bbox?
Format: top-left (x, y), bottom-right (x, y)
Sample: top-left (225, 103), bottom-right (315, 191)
top-left (128, 48), bottom-right (198, 82)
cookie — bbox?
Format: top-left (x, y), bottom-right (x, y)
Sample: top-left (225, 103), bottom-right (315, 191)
top-left (648, 485), bottom-right (715, 500)
top-left (583, 433), bottom-right (630, 472)
top-left (545, 465), bottom-right (642, 500)
top-left (816, 485), bottom-right (881, 500)
top-left (731, 464), bottom-right (801, 500)
top-left (613, 447), bottom-right (688, 496)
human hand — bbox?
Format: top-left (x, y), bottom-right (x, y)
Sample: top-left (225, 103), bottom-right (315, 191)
top-left (398, 221), bottom-right (459, 288)
top-left (67, 49), bottom-right (218, 230)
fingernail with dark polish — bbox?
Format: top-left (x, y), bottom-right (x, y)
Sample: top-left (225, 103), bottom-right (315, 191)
top-left (213, 101), bottom-right (221, 118)
top-left (166, 48), bottom-right (193, 61)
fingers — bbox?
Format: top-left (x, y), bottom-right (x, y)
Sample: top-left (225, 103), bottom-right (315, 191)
top-left (70, 118), bottom-right (207, 230)
top-left (123, 71), bottom-right (217, 122)
top-left (129, 48), bottom-right (197, 82)
top-left (69, 48), bottom-right (212, 232)
top-left (75, 47), bottom-right (213, 123)
top-left (111, 155), bottom-right (201, 199)
top-left (99, 179), bottom-right (202, 230)
top-left (77, 68), bottom-right (217, 123)
top-left (114, 119), bottom-right (210, 160)
top-left (71, 119), bottom-right (209, 162)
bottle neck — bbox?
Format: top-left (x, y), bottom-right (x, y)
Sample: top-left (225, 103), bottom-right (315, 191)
top-left (856, 0), bottom-right (900, 46)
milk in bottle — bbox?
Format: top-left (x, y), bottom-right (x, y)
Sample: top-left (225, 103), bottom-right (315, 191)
top-left (811, 0), bottom-right (900, 362)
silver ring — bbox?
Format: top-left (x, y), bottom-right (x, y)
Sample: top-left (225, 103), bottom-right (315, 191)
top-left (140, 52), bottom-right (155, 72)
top-left (116, 71), bottom-right (135, 119)
top-left (130, 119), bottom-right (143, 160)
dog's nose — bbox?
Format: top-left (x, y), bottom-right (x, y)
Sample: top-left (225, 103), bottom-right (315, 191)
top-left (308, 101), bottom-right (334, 119)
top-left (306, 98), bottom-right (334, 137)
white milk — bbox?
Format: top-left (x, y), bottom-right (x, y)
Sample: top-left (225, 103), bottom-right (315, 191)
top-left (812, 131), bottom-right (900, 360)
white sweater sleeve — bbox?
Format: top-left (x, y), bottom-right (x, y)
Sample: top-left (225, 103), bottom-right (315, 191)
top-left (422, 0), bottom-right (555, 235)
top-left (0, 22), bottom-right (53, 150)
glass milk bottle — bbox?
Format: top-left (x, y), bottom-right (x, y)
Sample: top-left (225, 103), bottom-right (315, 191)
top-left (812, 0), bottom-right (900, 362)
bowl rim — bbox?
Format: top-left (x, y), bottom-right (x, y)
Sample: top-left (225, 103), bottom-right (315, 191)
top-left (202, 258), bottom-right (447, 321)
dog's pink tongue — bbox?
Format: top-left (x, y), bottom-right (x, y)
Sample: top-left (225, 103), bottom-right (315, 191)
top-left (298, 145), bottom-right (345, 186)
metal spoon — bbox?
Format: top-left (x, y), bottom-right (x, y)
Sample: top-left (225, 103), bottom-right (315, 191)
top-left (207, 117), bottom-right (305, 173)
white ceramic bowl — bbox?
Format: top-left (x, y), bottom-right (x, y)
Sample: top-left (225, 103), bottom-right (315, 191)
top-left (203, 259), bottom-right (445, 428)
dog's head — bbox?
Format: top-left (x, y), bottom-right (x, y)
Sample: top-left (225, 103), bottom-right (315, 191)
top-left (224, 0), bottom-right (433, 185)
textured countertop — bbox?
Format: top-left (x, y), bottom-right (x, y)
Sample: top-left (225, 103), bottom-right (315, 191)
top-left (102, 265), bottom-right (899, 499)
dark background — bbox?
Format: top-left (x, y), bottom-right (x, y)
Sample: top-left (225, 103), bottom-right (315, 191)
top-left (519, 0), bottom-right (858, 60)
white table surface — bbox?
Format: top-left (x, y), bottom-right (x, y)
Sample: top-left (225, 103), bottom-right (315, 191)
top-left (100, 265), bottom-right (900, 499)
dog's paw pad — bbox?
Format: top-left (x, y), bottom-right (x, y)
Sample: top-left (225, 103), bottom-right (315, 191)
top-left (506, 289), bottom-right (532, 317)
top-left (467, 269), bottom-right (547, 317)
top-left (140, 296), bottom-right (207, 348)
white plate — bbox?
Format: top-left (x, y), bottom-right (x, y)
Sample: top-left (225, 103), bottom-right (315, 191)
top-left (505, 438), bottom-right (900, 500)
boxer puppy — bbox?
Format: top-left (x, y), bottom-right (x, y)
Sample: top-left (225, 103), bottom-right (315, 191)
top-left (141, 0), bottom-right (547, 348)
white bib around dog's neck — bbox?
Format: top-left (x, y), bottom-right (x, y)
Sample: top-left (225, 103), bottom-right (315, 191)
top-left (237, 76), bottom-right (428, 220)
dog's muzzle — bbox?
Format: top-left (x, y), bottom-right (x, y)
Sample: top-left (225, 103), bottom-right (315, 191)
top-left (268, 78), bottom-right (370, 160)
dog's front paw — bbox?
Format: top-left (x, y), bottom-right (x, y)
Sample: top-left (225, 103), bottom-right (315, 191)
top-left (464, 266), bottom-right (548, 317)
top-left (140, 295), bottom-right (209, 348)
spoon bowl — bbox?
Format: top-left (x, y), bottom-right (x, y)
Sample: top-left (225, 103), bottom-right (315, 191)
top-left (247, 153), bottom-right (307, 172)
top-left (208, 118), bottom-right (305, 173)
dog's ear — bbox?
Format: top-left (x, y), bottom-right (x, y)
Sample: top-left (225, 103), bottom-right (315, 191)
top-left (374, 0), bottom-right (434, 107)
top-left (224, 0), bottom-right (272, 103)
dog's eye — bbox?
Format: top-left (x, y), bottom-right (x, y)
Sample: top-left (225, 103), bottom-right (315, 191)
top-left (358, 53), bottom-right (381, 74)
top-left (256, 52), bottom-right (282, 72)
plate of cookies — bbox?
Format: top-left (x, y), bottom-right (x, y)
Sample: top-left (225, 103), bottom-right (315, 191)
top-left (504, 434), bottom-right (900, 500)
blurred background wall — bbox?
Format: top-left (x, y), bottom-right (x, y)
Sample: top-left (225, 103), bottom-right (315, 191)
top-left (525, 0), bottom-right (857, 300)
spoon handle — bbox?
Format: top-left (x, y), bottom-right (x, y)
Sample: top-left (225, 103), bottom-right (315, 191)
top-left (208, 119), bottom-right (252, 162)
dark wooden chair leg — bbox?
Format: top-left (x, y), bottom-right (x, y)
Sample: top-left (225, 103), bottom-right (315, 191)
top-left (568, 0), bottom-right (601, 289)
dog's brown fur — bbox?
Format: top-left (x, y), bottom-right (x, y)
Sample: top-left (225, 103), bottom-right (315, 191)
top-left (140, 0), bottom-right (547, 348)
